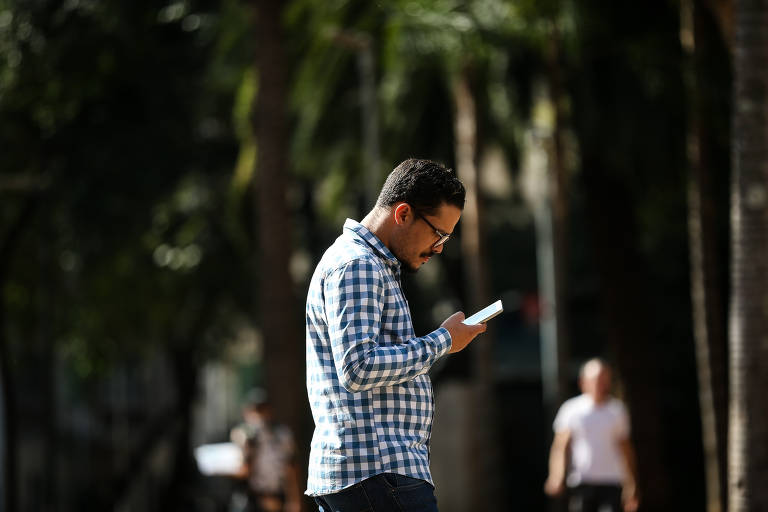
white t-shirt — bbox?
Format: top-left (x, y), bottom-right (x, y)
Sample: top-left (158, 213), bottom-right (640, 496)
top-left (553, 394), bottom-right (630, 487)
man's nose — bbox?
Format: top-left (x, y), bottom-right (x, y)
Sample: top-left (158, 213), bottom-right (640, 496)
top-left (432, 244), bottom-right (444, 255)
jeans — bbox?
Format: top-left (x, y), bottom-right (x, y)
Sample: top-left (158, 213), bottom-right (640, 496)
top-left (568, 484), bottom-right (622, 512)
top-left (314, 473), bottom-right (439, 512)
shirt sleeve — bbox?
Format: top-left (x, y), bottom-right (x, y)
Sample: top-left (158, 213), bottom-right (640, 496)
top-left (553, 402), bottom-right (572, 433)
top-left (324, 258), bottom-right (452, 392)
top-left (614, 401), bottom-right (631, 440)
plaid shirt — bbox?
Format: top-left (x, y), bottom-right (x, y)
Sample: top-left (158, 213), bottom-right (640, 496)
top-left (305, 219), bottom-right (452, 496)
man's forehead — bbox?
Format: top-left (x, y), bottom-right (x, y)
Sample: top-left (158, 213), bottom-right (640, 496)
top-left (433, 203), bottom-right (462, 219)
top-left (582, 361), bottom-right (610, 379)
top-left (431, 206), bottom-right (461, 232)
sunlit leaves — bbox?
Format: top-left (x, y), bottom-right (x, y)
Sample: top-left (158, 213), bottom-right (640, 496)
top-left (0, 0), bottom-right (253, 384)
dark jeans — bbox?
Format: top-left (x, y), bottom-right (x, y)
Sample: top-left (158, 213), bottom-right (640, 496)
top-left (568, 484), bottom-right (622, 512)
top-left (314, 473), bottom-right (439, 512)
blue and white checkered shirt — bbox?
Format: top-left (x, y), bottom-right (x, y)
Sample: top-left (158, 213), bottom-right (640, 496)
top-left (305, 219), bottom-right (452, 496)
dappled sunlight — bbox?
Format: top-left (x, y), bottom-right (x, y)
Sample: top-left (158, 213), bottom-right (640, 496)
top-left (0, 0), bottom-right (760, 510)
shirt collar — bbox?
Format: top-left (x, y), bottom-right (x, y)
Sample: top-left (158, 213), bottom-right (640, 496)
top-left (343, 219), bottom-right (401, 269)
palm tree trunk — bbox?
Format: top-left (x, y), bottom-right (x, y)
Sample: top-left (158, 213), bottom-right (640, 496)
top-left (545, 21), bottom-right (571, 413)
top-left (728, 0), bottom-right (768, 509)
top-left (0, 308), bottom-right (14, 512)
top-left (681, 2), bottom-right (729, 510)
top-left (0, 198), bottom-right (37, 512)
top-left (253, 1), bottom-right (307, 506)
top-left (522, 76), bottom-right (570, 420)
top-left (581, 166), bottom-right (671, 512)
top-left (452, 69), bottom-right (498, 509)
top-left (254, 0), bottom-right (301, 431)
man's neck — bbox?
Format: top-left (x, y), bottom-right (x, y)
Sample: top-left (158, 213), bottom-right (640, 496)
top-left (586, 393), bottom-right (609, 405)
top-left (361, 207), bottom-right (391, 248)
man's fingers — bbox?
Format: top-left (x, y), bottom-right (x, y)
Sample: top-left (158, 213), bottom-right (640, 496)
top-left (468, 322), bottom-right (487, 337)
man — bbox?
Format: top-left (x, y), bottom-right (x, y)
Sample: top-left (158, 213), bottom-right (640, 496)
top-left (230, 389), bottom-right (302, 512)
top-left (544, 358), bottom-right (640, 512)
top-left (305, 159), bottom-right (487, 511)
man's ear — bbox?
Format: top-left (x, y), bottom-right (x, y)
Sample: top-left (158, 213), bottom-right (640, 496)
top-left (393, 203), bottom-right (411, 226)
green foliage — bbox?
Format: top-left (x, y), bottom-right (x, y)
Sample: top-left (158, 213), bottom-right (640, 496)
top-left (286, 0), bottom-right (374, 193)
top-left (0, 0), bottom-right (252, 382)
top-left (284, 0), bottom-right (564, 223)
top-left (0, 0), bottom-right (728, 509)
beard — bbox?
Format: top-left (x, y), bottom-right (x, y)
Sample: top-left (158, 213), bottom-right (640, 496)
top-left (395, 250), bottom-right (433, 274)
top-left (404, 263), bottom-right (420, 274)
top-left (396, 255), bottom-right (420, 274)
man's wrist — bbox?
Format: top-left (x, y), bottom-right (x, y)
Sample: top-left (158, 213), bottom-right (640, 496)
top-left (432, 327), bottom-right (452, 355)
top-left (622, 484), bottom-right (637, 497)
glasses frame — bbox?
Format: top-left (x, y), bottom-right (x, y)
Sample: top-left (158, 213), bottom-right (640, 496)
top-left (413, 210), bottom-right (451, 248)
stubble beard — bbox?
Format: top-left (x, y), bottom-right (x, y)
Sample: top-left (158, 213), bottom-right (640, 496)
top-left (397, 255), bottom-right (420, 274)
top-left (397, 250), bottom-right (434, 274)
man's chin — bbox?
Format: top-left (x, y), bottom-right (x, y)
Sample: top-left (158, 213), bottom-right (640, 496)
top-left (396, 256), bottom-right (421, 274)
top-left (403, 262), bottom-right (421, 274)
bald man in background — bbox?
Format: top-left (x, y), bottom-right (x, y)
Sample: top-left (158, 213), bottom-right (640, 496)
top-left (544, 358), bottom-right (639, 512)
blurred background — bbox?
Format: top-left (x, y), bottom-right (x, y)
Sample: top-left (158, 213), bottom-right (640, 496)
top-left (1, 0), bottom-right (766, 511)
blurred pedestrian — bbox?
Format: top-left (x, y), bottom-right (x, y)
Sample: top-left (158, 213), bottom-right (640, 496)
top-left (230, 389), bottom-right (301, 512)
top-left (305, 159), bottom-right (487, 512)
top-left (544, 358), bottom-right (639, 512)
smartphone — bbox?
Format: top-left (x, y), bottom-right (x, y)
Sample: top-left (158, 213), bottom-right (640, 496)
top-left (462, 299), bottom-right (503, 325)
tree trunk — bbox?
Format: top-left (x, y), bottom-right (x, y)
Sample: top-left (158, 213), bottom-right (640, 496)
top-left (0, 198), bottom-right (37, 512)
top-left (452, 69), bottom-right (499, 509)
top-left (545, 19), bottom-right (571, 414)
top-left (36, 210), bottom-right (57, 511)
top-left (681, 2), bottom-right (729, 511)
top-left (0, 306), bottom-right (13, 512)
top-left (581, 167), bottom-right (672, 512)
top-left (253, 0), bottom-right (307, 504)
top-left (728, 0), bottom-right (768, 510)
top-left (522, 77), bottom-right (570, 418)
top-left (358, 38), bottom-right (380, 212)
top-left (162, 347), bottom-right (200, 509)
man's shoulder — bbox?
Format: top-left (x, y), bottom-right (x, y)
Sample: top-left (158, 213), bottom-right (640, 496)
top-left (560, 394), bottom-right (589, 411)
top-left (317, 236), bottom-right (385, 276)
top-left (553, 395), bottom-right (587, 432)
top-left (605, 397), bottom-right (629, 415)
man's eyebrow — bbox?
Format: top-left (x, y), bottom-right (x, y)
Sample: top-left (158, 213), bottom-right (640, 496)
top-left (428, 216), bottom-right (451, 235)
top-left (436, 225), bottom-right (453, 236)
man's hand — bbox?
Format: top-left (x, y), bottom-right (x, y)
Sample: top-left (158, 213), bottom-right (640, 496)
top-left (441, 312), bottom-right (487, 353)
top-left (622, 486), bottom-right (639, 512)
top-left (545, 430), bottom-right (570, 499)
top-left (543, 476), bottom-right (565, 497)
top-left (619, 439), bottom-right (639, 512)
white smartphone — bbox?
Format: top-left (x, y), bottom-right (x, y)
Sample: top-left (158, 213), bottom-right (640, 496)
top-left (462, 299), bottom-right (504, 325)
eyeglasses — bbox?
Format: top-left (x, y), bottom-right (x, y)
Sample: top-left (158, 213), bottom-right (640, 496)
top-left (413, 210), bottom-right (451, 248)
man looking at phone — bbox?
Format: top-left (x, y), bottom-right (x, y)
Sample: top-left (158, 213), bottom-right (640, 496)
top-left (305, 158), bottom-right (487, 511)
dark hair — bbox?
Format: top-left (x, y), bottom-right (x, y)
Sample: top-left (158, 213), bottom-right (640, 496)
top-left (375, 159), bottom-right (465, 214)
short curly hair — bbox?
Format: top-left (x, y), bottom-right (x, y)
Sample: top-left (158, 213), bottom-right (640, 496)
top-left (375, 158), bottom-right (465, 214)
